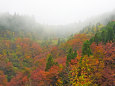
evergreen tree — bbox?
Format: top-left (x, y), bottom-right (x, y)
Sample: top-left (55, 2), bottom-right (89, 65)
top-left (45, 54), bottom-right (54, 71)
top-left (67, 48), bottom-right (73, 61)
top-left (101, 30), bottom-right (107, 43)
top-left (89, 37), bottom-right (94, 44)
top-left (73, 49), bottom-right (77, 59)
top-left (57, 38), bottom-right (61, 45)
top-left (107, 27), bottom-right (114, 42)
top-left (66, 48), bottom-right (77, 66)
top-left (113, 25), bottom-right (115, 34)
top-left (82, 40), bottom-right (92, 56)
top-left (94, 33), bottom-right (100, 45)
top-left (113, 25), bottom-right (115, 41)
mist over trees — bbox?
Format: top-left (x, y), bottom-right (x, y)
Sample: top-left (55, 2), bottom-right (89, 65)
top-left (0, 10), bottom-right (115, 40)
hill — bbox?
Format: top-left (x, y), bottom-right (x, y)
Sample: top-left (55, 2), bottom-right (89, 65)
top-left (0, 12), bottom-right (114, 86)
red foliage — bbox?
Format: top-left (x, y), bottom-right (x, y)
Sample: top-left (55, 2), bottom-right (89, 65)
top-left (66, 34), bottom-right (91, 55)
top-left (8, 72), bottom-right (29, 86)
top-left (31, 70), bottom-right (49, 86)
top-left (55, 56), bottom-right (66, 66)
top-left (91, 42), bottom-right (115, 86)
top-left (0, 71), bottom-right (7, 86)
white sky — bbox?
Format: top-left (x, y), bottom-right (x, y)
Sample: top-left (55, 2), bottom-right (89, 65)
top-left (0, 0), bottom-right (115, 25)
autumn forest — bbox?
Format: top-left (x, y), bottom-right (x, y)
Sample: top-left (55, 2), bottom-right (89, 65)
top-left (0, 10), bottom-right (115, 86)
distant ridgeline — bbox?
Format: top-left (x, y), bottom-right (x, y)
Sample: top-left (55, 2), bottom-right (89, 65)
top-left (0, 11), bottom-right (115, 40)
top-left (79, 23), bottom-right (104, 34)
top-left (89, 21), bottom-right (115, 45)
top-left (0, 13), bottom-right (49, 40)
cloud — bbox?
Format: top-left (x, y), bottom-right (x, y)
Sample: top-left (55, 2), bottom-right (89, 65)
top-left (0, 0), bottom-right (115, 25)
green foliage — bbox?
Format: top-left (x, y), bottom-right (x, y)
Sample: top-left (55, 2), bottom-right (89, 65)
top-left (45, 54), bottom-right (58, 71)
top-left (66, 48), bottom-right (77, 66)
top-left (82, 40), bottom-right (92, 56)
top-left (79, 23), bottom-right (104, 34)
top-left (107, 27), bottom-right (114, 42)
top-left (94, 33), bottom-right (101, 45)
top-left (73, 50), bottom-right (77, 59)
top-left (101, 30), bottom-right (107, 43)
top-left (89, 37), bottom-right (94, 44)
top-left (90, 21), bottom-right (115, 45)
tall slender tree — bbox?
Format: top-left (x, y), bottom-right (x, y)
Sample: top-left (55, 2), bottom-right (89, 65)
top-left (66, 48), bottom-right (77, 66)
top-left (82, 40), bottom-right (92, 56)
top-left (45, 54), bottom-right (54, 71)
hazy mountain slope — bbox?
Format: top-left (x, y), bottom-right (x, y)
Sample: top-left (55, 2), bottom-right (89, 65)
top-left (0, 10), bottom-right (115, 39)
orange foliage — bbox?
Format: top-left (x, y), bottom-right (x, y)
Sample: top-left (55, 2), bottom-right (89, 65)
top-left (66, 34), bottom-right (91, 55)
top-left (0, 71), bottom-right (7, 86)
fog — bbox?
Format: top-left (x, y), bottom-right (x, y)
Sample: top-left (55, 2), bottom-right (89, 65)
top-left (0, 0), bottom-right (115, 39)
top-left (0, 0), bottom-right (115, 25)
top-left (0, 10), bottom-right (115, 39)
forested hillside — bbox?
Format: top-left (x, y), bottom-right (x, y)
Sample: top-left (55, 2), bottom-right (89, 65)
top-left (0, 12), bottom-right (114, 86)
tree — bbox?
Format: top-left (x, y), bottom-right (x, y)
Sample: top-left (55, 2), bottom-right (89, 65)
top-left (82, 40), bottom-right (92, 56)
top-left (73, 50), bottom-right (77, 59)
top-left (107, 27), bottom-right (114, 42)
top-left (94, 33), bottom-right (100, 45)
top-left (45, 54), bottom-right (55, 71)
top-left (101, 30), bottom-right (107, 43)
top-left (57, 38), bottom-right (61, 45)
top-left (66, 48), bottom-right (77, 66)
top-left (113, 25), bottom-right (115, 34)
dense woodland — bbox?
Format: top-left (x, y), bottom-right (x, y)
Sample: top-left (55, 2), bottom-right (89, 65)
top-left (0, 13), bottom-right (115, 86)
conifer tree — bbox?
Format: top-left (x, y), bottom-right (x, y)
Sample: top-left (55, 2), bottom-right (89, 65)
top-left (66, 48), bottom-right (77, 66)
top-left (73, 49), bottom-right (77, 59)
top-left (107, 27), bottom-right (114, 42)
top-left (82, 40), bottom-right (92, 56)
top-left (45, 54), bottom-right (54, 71)
top-left (101, 30), bottom-right (107, 43)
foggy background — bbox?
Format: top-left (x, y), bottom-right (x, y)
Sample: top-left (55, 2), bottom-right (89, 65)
top-left (0, 0), bottom-right (115, 39)
top-left (0, 0), bottom-right (115, 25)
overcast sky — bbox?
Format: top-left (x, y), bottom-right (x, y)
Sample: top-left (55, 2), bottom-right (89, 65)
top-left (0, 0), bottom-right (115, 25)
